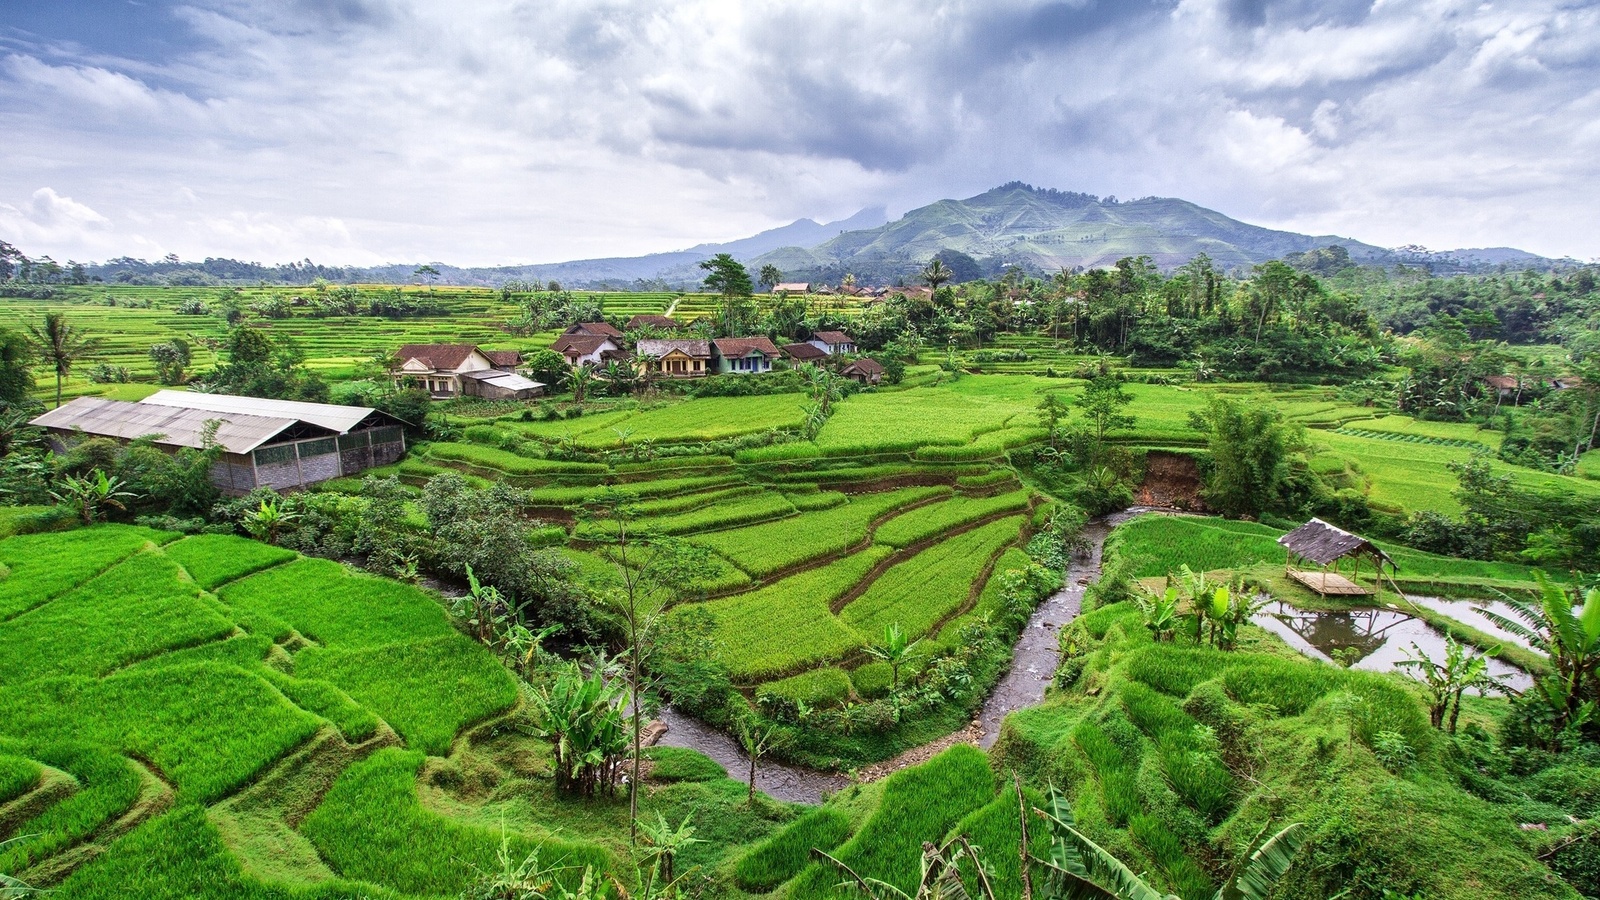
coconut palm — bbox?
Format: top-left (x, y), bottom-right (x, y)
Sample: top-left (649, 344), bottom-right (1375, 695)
top-left (922, 258), bottom-right (952, 295)
top-left (1033, 790), bottom-right (1307, 900)
top-left (867, 622), bottom-right (923, 690)
top-left (1477, 573), bottom-right (1600, 746)
top-left (27, 312), bottom-right (100, 408)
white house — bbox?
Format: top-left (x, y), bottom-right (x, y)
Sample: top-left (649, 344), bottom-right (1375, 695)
top-left (395, 344), bottom-right (542, 399)
top-left (806, 330), bottom-right (857, 356)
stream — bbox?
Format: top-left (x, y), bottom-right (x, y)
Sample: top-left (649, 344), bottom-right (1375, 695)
top-left (653, 507), bottom-right (1147, 803)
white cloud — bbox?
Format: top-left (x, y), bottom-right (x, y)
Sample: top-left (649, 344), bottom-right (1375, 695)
top-left (0, 0), bottom-right (1595, 265)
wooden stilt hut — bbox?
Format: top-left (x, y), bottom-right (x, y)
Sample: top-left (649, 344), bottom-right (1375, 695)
top-left (1276, 518), bottom-right (1395, 597)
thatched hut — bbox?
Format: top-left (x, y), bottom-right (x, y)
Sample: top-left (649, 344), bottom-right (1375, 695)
top-left (1276, 518), bottom-right (1395, 596)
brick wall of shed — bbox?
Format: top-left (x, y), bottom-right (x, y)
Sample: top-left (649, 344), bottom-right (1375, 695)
top-left (209, 454), bottom-right (257, 493)
top-left (255, 460), bottom-right (303, 489)
top-left (372, 439), bottom-right (405, 466)
top-left (298, 450), bottom-right (341, 484)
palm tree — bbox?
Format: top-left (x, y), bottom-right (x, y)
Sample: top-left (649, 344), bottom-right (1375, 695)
top-left (1033, 790), bottom-right (1307, 900)
top-left (866, 622), bottom-right (922, 690)
top-left (922, 259), bottom-right (952, 295)
top-left (1477, 573), bottom-right (1600, 748)
top-left (27, 312), bottom-right (99, 407)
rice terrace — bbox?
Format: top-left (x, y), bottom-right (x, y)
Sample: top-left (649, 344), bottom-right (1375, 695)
top-left (2, 5), bottom-right (1600, 896)
top-left (0, 243), bottom-right (1597, 900)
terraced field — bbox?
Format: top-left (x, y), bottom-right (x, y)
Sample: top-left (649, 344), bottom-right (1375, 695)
top-left (0, 526), bottom-right (795, 897)
top-left (0, 286), bottom-right (671, 399)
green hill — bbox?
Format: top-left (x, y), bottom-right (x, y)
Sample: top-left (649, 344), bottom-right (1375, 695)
top-left (753, 182), bottom-right (1387, 277)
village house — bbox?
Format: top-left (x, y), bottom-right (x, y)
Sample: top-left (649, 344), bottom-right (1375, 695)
top-left (394, 344), bottom-right (544, 400)
top-left (713, 337), bottom-right (780, 374)
top-left (807, 331), bottom-right (857, 355)
top-left (780, 342), bottom-right (829, 364)
top-left (841, 357), bottom-right (884, 385)
top-left (772, 282), bottom-right (811, 295)
top-left (551, 333), bottom-right (625, 368)
top-left (627, 314), bottom-right (681, 331)
top-left (30, 391), bottom-right (408, 493)
top-left (561, 321), bottom-right (623, 339)
top-left (636, 338), bottom-right (712, 378)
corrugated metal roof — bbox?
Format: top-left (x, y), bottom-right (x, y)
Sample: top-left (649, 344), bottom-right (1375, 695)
top-left (637, 339), bottom-right (711, 358)
top-left (31, 397), bottom-right (301, 454)
top-left (142, 390), bottom-right (376, 433)
top-left (460, 371), bottom-right (545, 391)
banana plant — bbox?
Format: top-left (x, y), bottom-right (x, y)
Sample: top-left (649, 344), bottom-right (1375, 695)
top-left (867, 622), bottom-right (924, 691)
top-left (49, 468), bottom-right (137, 525)
top-left (814, 832), bottom-right (998, 900)
top-left (1477, 573), bottom-right (1600, 749)
top-left (1032, 789), bottom-right (1307, 900)
top-left (1, 835), bottom-right (37, 898)
top-left (1136, 586), bottom-right (1181, 642)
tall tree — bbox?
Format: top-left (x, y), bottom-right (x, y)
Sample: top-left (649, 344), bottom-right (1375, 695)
top-left (27, 312), bottom-right (99, 408)
top-left (582, 489), bottom-right (713, 843)
top-left (758, 264), bottom-right (783, 291)
top-left (700, 253), bottom-right (753, 299)
top-left (0, 329), bottom-right (35, 405)
top-left (922, 258), bottom-right (951, 294)
top-left (1192, 397), bottom-right (1300, 519)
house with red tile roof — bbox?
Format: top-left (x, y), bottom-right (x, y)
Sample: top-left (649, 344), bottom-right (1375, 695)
top-left (394, 344), bottom-right (544, 399)
top-left (713, 337), bottom-right (780, 374)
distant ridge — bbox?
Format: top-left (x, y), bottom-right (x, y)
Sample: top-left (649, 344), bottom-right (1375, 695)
top-left (70, 184), bottom-right (1561, 287)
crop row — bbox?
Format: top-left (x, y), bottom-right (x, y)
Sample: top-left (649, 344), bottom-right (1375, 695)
top-left (872, 489), bottom-right (1031, 548)
top-left (691, 545), bottom-right (895, 680)
top-left (841, 516), bottom-right (1026, 639)
top-left (576, 491), bottom-right (797, 539)
top-left (1335, 428), bottom-right (1490, 450)
top-left (691, 486), bottom-right (949, 577)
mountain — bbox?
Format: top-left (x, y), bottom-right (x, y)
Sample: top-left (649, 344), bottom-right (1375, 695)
top-left (387, 208), bottom-right (892, 288)
top-left (72, 184), bottom-right (1561, 288)
top-left (746, 183), bottom-right (1391, 282)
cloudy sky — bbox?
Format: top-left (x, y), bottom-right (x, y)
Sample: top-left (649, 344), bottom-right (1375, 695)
top-left (1, 0), bottom-right (1597, 266)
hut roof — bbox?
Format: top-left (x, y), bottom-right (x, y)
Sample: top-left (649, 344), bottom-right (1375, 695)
top-left (1277, 518), bottom-right (1394, 569)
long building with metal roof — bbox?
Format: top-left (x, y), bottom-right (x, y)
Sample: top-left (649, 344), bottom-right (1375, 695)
top-left (31, 392), bottom-right (408, 493)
